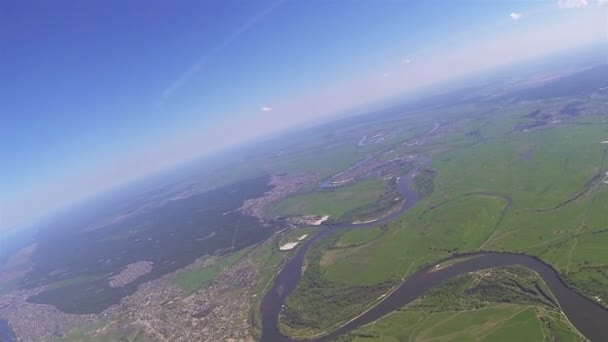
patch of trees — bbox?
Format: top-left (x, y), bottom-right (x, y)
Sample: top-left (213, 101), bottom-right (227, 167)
top-left (281, 236), bottom-right (394, 332)
top-left (414, 169), bottom-right (436, 198)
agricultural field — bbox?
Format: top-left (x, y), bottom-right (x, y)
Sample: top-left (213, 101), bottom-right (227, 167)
top-left (321, 194), bottom-right (507, 287)
top-left (266, 179), bottom-right (389, 221)
top-left (249, 227), bottom-right (318, 339)
top-left (174, 245), bottom-right (255, 296)
top-left (279, 98), bottom-right (608, 337)
top-left (278, 227), bottom-right (319, 246)
top-left (279, 193), bottom-right (508, 335)
top-left (337, 266), bottom-right (583, 342)
top-left (280, 235), bottom-right (395, 337)
top-left (335, 226), bottom-right (385, 248)
top-left (59, 315), bottom-right (149, 342)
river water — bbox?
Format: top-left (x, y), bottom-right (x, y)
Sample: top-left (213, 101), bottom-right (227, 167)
top-left (0, 320), bottom-right (15, 342)
top-left (260, 158), bottom-right (608, 342)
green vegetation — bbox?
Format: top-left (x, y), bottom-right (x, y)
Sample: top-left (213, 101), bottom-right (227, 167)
top-left (340, 305), bottom-right (574, 342)
top-left (280, 235), bottom-right (394, 337)
top-left (337, 266), bottom-right (583, 342)
top-left (249, 228), bottom-right (319, 339)
top-left (410, 266), bottom-right (558, 312)
top-left (413, 169), bottom-right (436, 197)
top-left (281, 103), bottom-right (608, 337)
top-left (267, 179), bottom-right (389, 221)
top-left (335, 226), bottom-right (385, 248)
top-left (249, 240), bottom-right (286, 339)
top-left (174, 246), bottom-right (254, 296)
top-left (279, 193), bottom-right (508, 336)
top-left (45, 274), bottom-right (109, 290)
top-left (278, 227), bottom-right (318, 246)
top-left (430, 122), bottom-right (606, 210)
top-left (60, 314), bottom-right (148, 342)
top-left (321, 194), bottom-right (507, 287)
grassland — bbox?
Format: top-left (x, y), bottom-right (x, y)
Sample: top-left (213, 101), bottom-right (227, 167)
top-left (45, 274), bottom-right (109, 291)
top-left (278, 227), bottom-right (319, 246)
top-left (174, 246), bottom-right (254, 296)
top-left (279, 194), bottom-right (508, 336)
top-left (249, 227), bottom-right (319, 339)
top-left (413, 169), bottom-right (436, 198)
top-left (337, 266), bottom-right (583, 342)
top-left (60, 314), bottom-right (150, 342)
top-left (280, 234), bottom-right (395, 337)
top-left (280, 101), bottom-right (608, 337)
top-left (335, 226), bottom-right (385, 248)
top-left (266, 179), bottom-right (388, 221)
top-left (321, 194), bottom-right (507, 287)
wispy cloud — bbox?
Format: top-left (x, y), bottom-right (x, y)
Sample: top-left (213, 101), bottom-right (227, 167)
top-left (260, 106), bottom-right (272, 112)
top-left (401, 58), bottom-right (412, 65)
top-left (557, 0), bottom-right (588, 8)
top-left (510, 12), bottom-right (523, 21)
top-left (157, 0), bottom-right (285, 106)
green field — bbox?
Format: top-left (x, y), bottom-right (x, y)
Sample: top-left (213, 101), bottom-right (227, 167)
top-left (321, 194), bottom-right (507, 287)
top-left (340, 305), bottom-right (575, 342)
top-left (335, 226), bottom-right (385, 248)
top-left (280, 234), bottom-right (395, 337)
top-left (267, 179), bottom-right (390, 221)
top-left (174, 246), bottom-right (254, 296)
top-left (249, 227), bottom-right (319, 339)
top-left (279, 101), bottom-right (608, 338)
top-left (337, 266), bottom-right (583, 342)
top-left (278, 227), bottom-right (319, 246)
top-left (45, 274), bottom-right (109, 291)
top-left (60, 314), bottom-right (152, 342)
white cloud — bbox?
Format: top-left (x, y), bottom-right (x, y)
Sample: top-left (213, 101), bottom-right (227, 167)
top-left (157, 0), bottom-right (285, 106)
top-left (598, 0), bottom-right (608, 5)
top-left (260, 106), bottom-right (272, 112)
top-left (557, 0), bottom-right (588, 8)
top-left (510, 12), bottom-right (523, 21)
top-left (401, 58), bottom-right (412, 65)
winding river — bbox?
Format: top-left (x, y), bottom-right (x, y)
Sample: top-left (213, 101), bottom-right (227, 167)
top-left (260, 159), bottom-right (608, 341)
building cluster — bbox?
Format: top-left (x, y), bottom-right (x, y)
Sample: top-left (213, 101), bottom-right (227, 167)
top-left (109, 261), bottom-right (154, 288)
top-left (0, 248), bottom-right (262, 341)
top-left (0, 290), bottom-right (96, 342)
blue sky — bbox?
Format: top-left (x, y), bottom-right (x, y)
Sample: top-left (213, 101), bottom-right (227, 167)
top-left (1, 0), bottom-right (606, 231)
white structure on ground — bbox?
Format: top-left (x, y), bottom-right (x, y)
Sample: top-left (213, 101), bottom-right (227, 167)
top-left (312, 215), bottom-right (330, 225)
top-left (279, 242), bottom-right (299, 251)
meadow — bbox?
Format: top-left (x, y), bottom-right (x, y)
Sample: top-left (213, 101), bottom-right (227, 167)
top-left (279, 98), bottom-right (608, 337)
top-left (266, 179), bottom-right (388, 221)
top-left (249, 227), bottom-right (318, 339)
top-left (174, 245), bottom-right (254, 296)
top-left (337, 266), bottom-right (583, 342)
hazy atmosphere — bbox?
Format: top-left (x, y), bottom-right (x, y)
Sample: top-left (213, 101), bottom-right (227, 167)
top-left (2, 0), bottom-right (606, 232)
top-left (2, 2), bottom-right (608, 342)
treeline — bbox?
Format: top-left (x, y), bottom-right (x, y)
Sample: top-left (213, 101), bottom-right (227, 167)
top-left (413, 169), bottom-right (436, 197)
top-left (280, 235), bottom-right (394, 334)
top-left (409, 266), bottom-right (559, 313)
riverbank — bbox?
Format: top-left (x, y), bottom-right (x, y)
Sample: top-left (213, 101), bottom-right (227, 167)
top-left (259, 154), bottom-right (608, 342)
